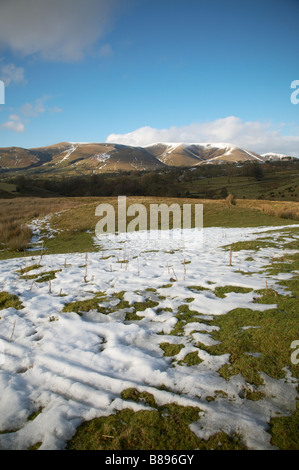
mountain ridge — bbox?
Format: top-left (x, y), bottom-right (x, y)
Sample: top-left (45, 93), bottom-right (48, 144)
top-left (0, 141), bottom-right (296, 177)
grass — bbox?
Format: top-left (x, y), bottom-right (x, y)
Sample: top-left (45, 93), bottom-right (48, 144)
top-left (132, 300), bottom-right (159, 311)
top-left (20, 269), bottom-right (61, 282)
top-left (200, 302), bottom-right (298, 386)
top-left (214, 286), bottom-right (253, 298)
top-left (0, 196), bottom-right (97, 259)
top-left (169, 304), bottom-right (204, 336)
top-left (178, 351), bottom-right (203, 366)
top-left (62, 292), bottom-right (160, 319)
top-left (269, 402), bottom-right (299, 450)
top-left (223, 240), bottom-right (278, 252)
top-left (67, 388), bottom-right (246, 450)
top-left (0, 194), bottom-right (298, 449)
top-left (159, 342), bottom-right (185, 357)
top-left (62, 292), bottom-right (110, 316)
top-left (17, 264), bottom-right (41, 274)
top-left (0, 196), bottom-right (298, 261)
top-left (194, 246), bottom-right (299, 386)
top-left (0, 291), bottom-right (23, 310)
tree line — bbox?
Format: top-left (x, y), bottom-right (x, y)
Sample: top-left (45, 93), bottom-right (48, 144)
top-left (8, 160), bottom-right (298, 198)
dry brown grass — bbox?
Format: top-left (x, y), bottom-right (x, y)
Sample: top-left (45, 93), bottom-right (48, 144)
top-left (0, 195), bottom-right (298, 253)
top-left (0, 197), bottom-right (96, 252)
top-left (226, 193), bottom-right (236, 206)
top-left (259, 203), bottom-right (299, 221)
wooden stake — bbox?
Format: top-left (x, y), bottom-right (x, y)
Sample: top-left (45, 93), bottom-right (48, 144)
top-left (229, 247), bottom-right (233, 266)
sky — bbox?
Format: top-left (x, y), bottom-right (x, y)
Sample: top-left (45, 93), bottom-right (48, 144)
top-left (0, 0), bottom-right (299, 155)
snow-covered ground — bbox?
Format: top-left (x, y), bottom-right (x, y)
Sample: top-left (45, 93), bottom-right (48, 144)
top-left (0, 224), bottom-right (298, 450)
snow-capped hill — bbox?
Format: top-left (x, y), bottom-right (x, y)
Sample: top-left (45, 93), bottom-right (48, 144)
top-left (0, 141), bottom-right (297, 176)
top-left (144, 142), bottom-right (264, 166)
top-left (261, 152), bottom-right (296, 161)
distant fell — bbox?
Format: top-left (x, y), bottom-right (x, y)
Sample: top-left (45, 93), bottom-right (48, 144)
top-left (0, 141), bottom-right (296, 176)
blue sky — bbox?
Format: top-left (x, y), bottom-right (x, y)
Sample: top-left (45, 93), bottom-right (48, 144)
top-left (0, 0), bottom-right (299, 155)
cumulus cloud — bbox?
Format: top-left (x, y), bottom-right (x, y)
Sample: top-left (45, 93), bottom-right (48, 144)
top-left (0, 63), bottom-right (26, 86)
top-left (106, 116), bottom-right (299, 157)
top-left (1, 114), bottom-right (25, 132)
top-left (0, 0), bottom-right (121, 62)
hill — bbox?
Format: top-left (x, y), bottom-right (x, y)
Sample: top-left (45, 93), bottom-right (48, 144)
top-left (0, 141), bottom-right (296, 177)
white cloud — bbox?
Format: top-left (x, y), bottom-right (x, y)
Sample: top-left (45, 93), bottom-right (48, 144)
top-left (1, 114), bottom-right (25, 132)
top-left (106, 116), bottom-right (299, 157)
top-left (0, 0), bottom-right (121, 62)
top-left (0, 63), bottom-right (26, 86)
top-left (20, 96), bottom-right (49, 117)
